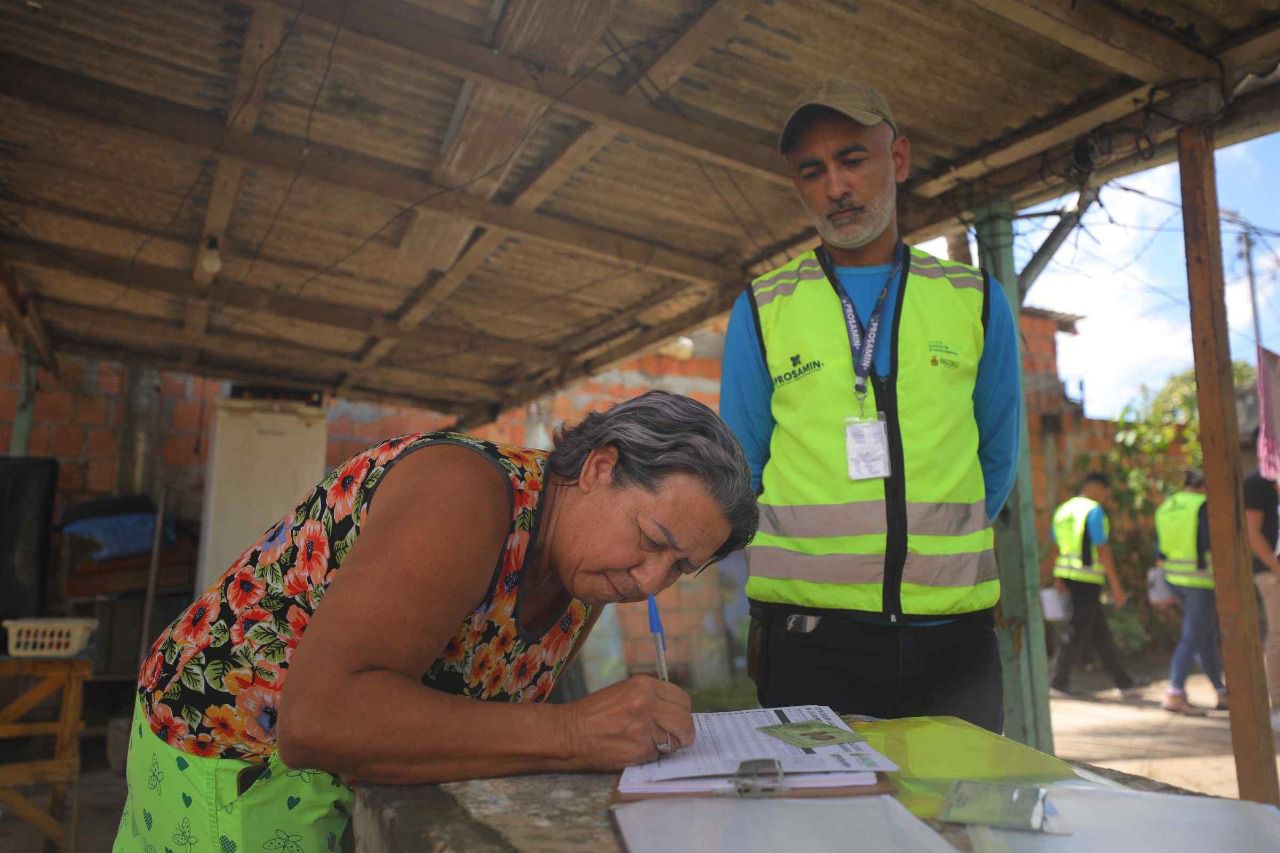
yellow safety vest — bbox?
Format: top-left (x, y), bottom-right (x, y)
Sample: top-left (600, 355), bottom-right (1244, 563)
top-left (1155, 490), bottom-right (1212, 589)
top-left (744, 247), bottom-right (997, 618)
top-left (1052, 496), bottom-right (1108, 585)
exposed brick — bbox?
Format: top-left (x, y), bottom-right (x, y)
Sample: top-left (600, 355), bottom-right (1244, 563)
top-left (170, 399), bottom-right (203, 433)
top-left (87, 459), bottom-right (116, 493)
top-left (160, 374), bottom-right (189, 397)
top-left (50, 423), bottom-right (84, 457)
top-left (34, 390), bottom-right (73, 423)
top-left (59, 462), bottom-right (85, 491)
top-left (73, 397), bottom-right (110, 427)
top-left (0, 423), bottom-right (10, 451)
top-left (326, 416), bottom-right (356, 440)
top-left (94, 367), bottom-right (123, 395)
top-left (87, 427), bottom-right (117, 458)
top-left (26, 425), bottom-right (50, 456)
top-left (162, 435), bottom-right (199, 467)
top-left (0, 352), bottom-right (17, 385)
top-left (0, 386), bottom-right (17, 418)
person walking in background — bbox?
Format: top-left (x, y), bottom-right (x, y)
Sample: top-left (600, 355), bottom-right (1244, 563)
top-left (1156, 470), bottom-right (1226, 713)
top-left (1045, 472), bottom-right (1136, 696)
top-left (1244, 447), bottom-right (1280, 730)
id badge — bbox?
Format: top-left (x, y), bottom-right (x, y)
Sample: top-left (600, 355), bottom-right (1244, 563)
top-left (845, 414), bottom-right (891, 480)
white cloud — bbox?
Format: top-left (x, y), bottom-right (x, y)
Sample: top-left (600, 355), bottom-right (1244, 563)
top-left (1022, 163), bottom-right (1199, 419)
top-left (914, 154), bottom-right (1278, 419)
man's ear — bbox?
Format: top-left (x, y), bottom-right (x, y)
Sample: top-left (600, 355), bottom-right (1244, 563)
top-left (891, 134), bottom-right (911, 184)
top-left (577, 445), bottom-right (619, 493)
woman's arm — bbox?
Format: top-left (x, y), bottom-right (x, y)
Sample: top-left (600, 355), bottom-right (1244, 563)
top-left (277, 445), bottom-right (691, 783)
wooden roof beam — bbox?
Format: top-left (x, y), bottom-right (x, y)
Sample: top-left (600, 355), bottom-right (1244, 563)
top-left (3, 240), bottom-right (552, 366)
top-left (0, 54), bottom-right (740, 288)
top-left (57, 339), bottom-right (461, 415)
top-left (915, 22), bottom-right (1280, 200)
top-left (182, 4), bottom-right (290, 367)
top-left (1220, 23), bottom-right (1280, 85)
top-left (901, 79), bottom-right (1229, 239)
top-left (0, 250), bottom-right (58, 375)
top-left (965, 0), bottom-right (1219, 83)
top-left (257, 0), bottom-right (788, 187)
top-left (41, 299), bottom-right (501, 404)
top-left (337, 0), bottom-right (623, 393)
top-left (910, 84), bottom-right (1154, 199)
top-left (403, 0), bottom-right (763, 416)
top-left (456, 284), bottom-right (739, 429)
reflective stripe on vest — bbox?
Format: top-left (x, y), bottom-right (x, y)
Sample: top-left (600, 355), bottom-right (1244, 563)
top-left (743, 247), bottom-right (996, 616)
top-left (757, 499), bottom-right (989, 539)
top-left (1052, 496), bottom-right (1107, 585)
top-left (1156, 491), bottom-right (1213, 589)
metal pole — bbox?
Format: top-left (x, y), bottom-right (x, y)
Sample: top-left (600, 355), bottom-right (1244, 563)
top-left (1242, 228), bottom-right (1263, 348)
top-left (1018, 186), bottom-right (1099, 301)
top-left (137, 484), bottom-right (167, 666)
top-left (8, 344), bottom-right (37, 456)
top-left (975, 197), bottom-right (1054, 752)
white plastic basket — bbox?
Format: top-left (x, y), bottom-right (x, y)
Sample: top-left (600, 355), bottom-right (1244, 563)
top-left (3, 618), bottom-right (99, 658)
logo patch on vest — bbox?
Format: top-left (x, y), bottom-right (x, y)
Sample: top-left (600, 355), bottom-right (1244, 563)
top-left (773, 353), bottom-right (824, 387)
top-left (928, 340), bottom-right (960, 370)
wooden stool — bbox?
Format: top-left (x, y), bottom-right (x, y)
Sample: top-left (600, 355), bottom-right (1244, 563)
top-left (0, 658), bottom-right (89, 852)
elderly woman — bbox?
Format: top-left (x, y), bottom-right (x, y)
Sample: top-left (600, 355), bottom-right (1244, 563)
top-left (113, 391), bottom-right (756, 852)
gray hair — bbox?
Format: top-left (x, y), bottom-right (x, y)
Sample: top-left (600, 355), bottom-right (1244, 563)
top-left (548, 391), bottom-right (757, 558)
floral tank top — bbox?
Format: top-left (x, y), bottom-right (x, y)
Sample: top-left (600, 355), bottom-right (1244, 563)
top-left (137, 432), bottom-right (593, 762)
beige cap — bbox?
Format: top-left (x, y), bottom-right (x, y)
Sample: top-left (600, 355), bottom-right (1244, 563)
top-left (778, 80), bottom-right (897, 153)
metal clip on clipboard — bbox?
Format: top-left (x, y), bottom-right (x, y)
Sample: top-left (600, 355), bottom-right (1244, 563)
top-left (732, 759), bottom-right (788, 798)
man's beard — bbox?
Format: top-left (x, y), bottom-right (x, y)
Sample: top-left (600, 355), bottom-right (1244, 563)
top-left (810, 192), bottom-right (896, 251)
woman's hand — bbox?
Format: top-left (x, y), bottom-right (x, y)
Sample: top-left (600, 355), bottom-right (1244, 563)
top-left (564, 675), bottom-right (695, 769)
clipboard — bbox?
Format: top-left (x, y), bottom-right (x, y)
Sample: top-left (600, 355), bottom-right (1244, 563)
top-left (611, 757), bottom-right (896, 802)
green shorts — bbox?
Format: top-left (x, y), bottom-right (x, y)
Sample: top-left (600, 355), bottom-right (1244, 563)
top-left (113, 697), bottom-right (352, 852)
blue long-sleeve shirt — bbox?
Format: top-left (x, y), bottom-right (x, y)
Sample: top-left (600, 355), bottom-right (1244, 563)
top-left (720, 261), bottom-right (1022, 521)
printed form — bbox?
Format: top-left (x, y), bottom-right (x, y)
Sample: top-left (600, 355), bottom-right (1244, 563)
top-left (619, 705), bottom-right (897, 792)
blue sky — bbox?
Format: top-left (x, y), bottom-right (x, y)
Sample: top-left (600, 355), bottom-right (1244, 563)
top-left (924, 132), bottom-right (1280, 420)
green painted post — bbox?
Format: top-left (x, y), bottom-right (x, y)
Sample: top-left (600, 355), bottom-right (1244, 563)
top-left (973, 198), bottom-right (1055, 752)
top-left (8, 343), bottom-right (37, 456)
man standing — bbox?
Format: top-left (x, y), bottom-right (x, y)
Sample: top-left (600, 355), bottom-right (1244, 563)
top-left (1046, 473), bottom-right (1135, 695)
top-left (720, 81), bottom-right (1021, 733)
top-left (1244, 462), bottom-right (1280, 730)
top-left (1155, 471), bottom-right (1226, 713)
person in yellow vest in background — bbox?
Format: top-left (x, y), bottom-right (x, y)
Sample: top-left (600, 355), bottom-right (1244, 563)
top-left (719, 80), bottom-right (1023, 733)
top-left (1044, 472), bottom-right (1136, 696)
top-left (1156, 470), bottom-right (1227, 713)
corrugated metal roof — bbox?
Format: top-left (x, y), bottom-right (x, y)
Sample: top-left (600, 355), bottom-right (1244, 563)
top-left (0, 0), bottom-right (1277, 421)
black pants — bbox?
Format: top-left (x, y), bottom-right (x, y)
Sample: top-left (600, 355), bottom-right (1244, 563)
top-left (1050, 579), bottom-right (1132, 690)
top-left (748, 605), bottom-right (1004, 734)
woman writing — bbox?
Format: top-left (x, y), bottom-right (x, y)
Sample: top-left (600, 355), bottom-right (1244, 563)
top-left (114, 391), bottom-right (756, 851)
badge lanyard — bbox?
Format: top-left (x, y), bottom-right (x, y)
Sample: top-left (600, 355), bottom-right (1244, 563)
top-left (822, 242), bottom-right (905, 417)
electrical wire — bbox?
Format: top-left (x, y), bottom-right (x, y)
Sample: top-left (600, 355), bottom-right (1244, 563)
top-left (602, 27), bottom-right (772, 260)
top-left (237, 0), bottom-right (352, 292)
top-left (106, 1), bottom-right (309, 312)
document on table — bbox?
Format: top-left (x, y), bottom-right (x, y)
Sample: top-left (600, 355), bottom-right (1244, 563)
top-left (618, 705), bottom-right (896, 794)
top-left (612, 795), bottom-right (955, 853)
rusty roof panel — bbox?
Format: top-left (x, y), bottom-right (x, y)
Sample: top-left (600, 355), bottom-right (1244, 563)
top-left (665, 0), bottom-right (1120, 174)
top-left (1, 0), bottom-right (1277, 415)
top-left (255, 19), bottom-right (466, 172)
top-left (0, 0), bottom-right (238, 113)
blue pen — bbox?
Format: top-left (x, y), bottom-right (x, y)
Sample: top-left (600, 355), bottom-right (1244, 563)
top-left (647, 594), bottom-right (670, 682)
